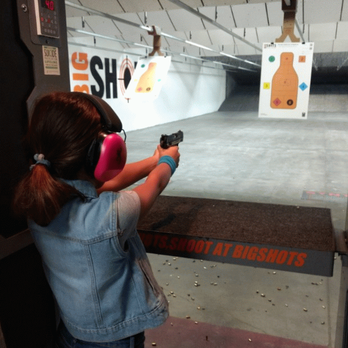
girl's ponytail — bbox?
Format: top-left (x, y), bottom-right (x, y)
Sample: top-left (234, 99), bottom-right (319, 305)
top-left (13, 164), bottom-right (84, 226)
top-left (12, 92), bottom-right (101, 226)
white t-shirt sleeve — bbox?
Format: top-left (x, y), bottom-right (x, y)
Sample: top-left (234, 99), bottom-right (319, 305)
top-left (116, 191), bottom-right (141, 247)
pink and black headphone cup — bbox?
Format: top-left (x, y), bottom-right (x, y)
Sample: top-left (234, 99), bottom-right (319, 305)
top-left (94, 133), bottom-right (127, 182)
top-left (76, 92), bottom-right (127, 182)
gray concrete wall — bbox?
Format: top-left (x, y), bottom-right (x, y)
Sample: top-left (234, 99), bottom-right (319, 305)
top-left (308, 84), bottom-right (348, 112)
top-left (219, 82), bottom-right (348, 113)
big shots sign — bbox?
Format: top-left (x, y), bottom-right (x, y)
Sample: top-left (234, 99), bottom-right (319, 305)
top-left (138, 231), bottom-right (334, 277)
top-left (69, 47), bottom-right (135, 99)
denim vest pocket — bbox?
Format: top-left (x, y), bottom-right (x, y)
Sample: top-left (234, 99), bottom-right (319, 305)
top-left (135, 258), bottom-right (161, 298)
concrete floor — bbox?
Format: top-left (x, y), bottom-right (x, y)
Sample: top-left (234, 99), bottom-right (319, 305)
top-left (125, 110), bottom-right (348, 347)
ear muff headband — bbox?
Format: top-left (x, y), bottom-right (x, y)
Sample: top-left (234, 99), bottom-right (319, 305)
top-left (75, 92), bottom-right (127, 182)
top-left (74, 92), bottom-right (123, 132)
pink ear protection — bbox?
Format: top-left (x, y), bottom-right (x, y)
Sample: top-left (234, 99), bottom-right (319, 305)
top-left (76, 93), bottom-right (127, 182)
top-left (90, 132), bottom-right (127, 182)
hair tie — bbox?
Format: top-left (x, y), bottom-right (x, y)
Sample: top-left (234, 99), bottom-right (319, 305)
top-left (30, 154), bottom-right (51, 170)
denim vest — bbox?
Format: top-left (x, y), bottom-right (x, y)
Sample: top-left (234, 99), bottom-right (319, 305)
top-left (29, 180), bottom-right (168, 342)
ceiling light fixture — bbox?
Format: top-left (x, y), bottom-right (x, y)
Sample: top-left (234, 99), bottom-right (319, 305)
top-left (68, 28), bottom-right (152, 50)
top-left (166, 0), bottom-right (262, 53)
top-left (67, 27), bottom-right (248, 72)
top-left (219, 51), bottom-right (260, 67)
top-left (65, 1), bottom-right (260, 69)
top-left (185, 40), bottom-right (215, 52)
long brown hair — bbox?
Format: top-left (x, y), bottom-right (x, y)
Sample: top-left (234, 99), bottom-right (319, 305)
top-left (13, 92), bottom-right (101, 226)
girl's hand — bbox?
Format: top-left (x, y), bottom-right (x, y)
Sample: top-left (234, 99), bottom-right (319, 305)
top-left (153, 145), bottom-right (180, 167)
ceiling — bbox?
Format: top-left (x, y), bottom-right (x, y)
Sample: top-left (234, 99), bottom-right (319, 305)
top-left (65, 0), bottom-right (348, 81)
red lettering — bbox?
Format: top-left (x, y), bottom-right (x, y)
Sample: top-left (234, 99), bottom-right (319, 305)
top-left (247, 246), bottom-right (258, 261)
top-left (139, 232), bottom-right (145, 243)
top-left (194, 240), bottom-right (205, 254)
top-left (223, 243), bottom-right (233, 257)
top-left (153, 235), bottom-right (161, 247)
top-left (276, 250), bottom-right (288, 264)
top-left (213, 242), bottom-right (223, 256)
top-left (257, 248), bottom-right (268, 262)
top-left (242, 246), bottom-right (250, 259)
top-left (265, 249), bottom-right (279, 263)
top-left (177, 238), bottom-right (188, 251)
top-left (232, 245), bottom-right (243, 258)
top-left (295, 253), bottom-right (307, 267)
top-left (159, 236), bottom-right (168, 249)
top-left (204, 241), bottom-right (214, 254)
top-left (142, 234), bottom-right (153, 248)
top-left (287, 251), bottom-right (298, 265)
top-left (169, 237), bottom-right (178, 251)
top-left (186, 240), bottom-right (196, 253)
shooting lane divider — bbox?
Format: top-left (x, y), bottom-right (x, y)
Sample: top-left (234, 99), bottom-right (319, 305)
top-left (137, 196), bottom-right (336, 277)
top-left (138, 231), bottom-right (334, 277)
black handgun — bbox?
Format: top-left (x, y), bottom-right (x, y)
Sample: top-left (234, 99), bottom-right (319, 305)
top-left (160, 130), bottom-right (184, 149)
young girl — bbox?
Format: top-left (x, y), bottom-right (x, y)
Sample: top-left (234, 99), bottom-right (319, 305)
top-left (13, 92), bottom-right (180, 348)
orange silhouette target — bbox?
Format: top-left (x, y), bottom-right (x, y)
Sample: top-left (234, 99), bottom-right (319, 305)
top-left (271, 52), bottom-right (298, 109)
top-left (135, 62), bottom-right (158, 93)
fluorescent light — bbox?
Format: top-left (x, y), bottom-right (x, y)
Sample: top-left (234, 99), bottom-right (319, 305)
top-left (65, 2), bottom-right (261, 70)
top-left (219, 52), bottom-right (238, 59)
top-left (166, 0), bottom-right (262, 52)
top-left (244, 60), bottom-right (261, 67)
top-left (185, 40), bottom-right (214, 52)
top-left (180, 53), bottom-right (206, 61)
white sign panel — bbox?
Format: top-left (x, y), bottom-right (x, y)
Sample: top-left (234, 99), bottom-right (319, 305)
top-left (258, 42), bottom-right (314, 119)
top-left (42, 46), bottom-right (60, 75)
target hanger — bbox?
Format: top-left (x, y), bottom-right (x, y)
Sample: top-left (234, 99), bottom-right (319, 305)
top-left (148, 26), bottom-right (164, 57)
